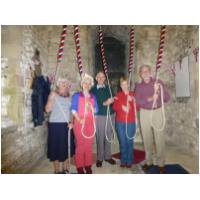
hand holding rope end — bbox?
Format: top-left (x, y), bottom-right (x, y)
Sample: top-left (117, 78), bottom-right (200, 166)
top-left (68, 122), bottom-right (73, 129)
top-left (154, 83), bottom-right (161, 93)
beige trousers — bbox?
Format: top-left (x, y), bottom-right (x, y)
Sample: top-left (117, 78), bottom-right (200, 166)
top-left (140, 108), bottom-right (165, 167)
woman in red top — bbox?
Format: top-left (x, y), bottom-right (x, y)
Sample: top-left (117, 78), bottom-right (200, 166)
top-left (113, 77), bottom-right (136, 168)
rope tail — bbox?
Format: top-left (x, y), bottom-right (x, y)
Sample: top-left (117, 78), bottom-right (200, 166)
top-left (150, 25), bottom-right (167, 131)
top-left (99, 26), bottom-right (116, 143)
top-left (81, 95), bottom-right (96, 139)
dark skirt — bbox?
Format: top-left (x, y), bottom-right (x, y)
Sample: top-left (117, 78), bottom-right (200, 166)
top-left (47, 122), bottom-right (75, 162)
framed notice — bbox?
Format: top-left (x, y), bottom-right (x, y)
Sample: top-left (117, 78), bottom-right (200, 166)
top-left (175, 56), bottom-right (190, 98)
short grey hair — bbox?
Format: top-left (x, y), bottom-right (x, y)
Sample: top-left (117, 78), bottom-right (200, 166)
top-left (95, 71), bottom-right (105, 79)
top-left (81, 73), bottom-right (94, 87)
top-left (56, 78), bottom-right (69, 87)
top-left (139, 65), bottom-right (151, 74)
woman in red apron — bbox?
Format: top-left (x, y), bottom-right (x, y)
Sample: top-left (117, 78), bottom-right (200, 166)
top-left (71, 74), bottom-right (98, 174)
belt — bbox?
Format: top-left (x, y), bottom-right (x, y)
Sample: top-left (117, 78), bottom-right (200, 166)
top-left (141, 107), bottom-right (161, 110)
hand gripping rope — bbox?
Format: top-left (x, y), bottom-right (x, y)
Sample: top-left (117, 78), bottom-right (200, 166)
top-left (150, 25), bottom-right (166, 131)
top-left (81, 97), bottom-right (96, 139)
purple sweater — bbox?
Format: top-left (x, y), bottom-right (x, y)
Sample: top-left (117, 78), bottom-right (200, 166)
top-left (135, 77), bottom-right (170, 110)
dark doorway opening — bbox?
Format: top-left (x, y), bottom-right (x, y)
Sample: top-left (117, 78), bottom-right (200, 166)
top-left (95, 37), bottom-right (126, 93)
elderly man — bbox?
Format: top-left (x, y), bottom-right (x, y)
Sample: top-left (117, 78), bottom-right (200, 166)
top-left (135, 65), bottom-right (170, 173)
top-left (91, 71), bottom-right (116, 167)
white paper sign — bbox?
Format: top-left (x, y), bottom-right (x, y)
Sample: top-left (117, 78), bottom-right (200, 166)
top-left (175, 56), bottom-right (190, 97)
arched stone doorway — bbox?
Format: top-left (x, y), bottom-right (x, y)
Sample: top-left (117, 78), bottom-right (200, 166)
top-left (95, 36), bottom-right (126, 93)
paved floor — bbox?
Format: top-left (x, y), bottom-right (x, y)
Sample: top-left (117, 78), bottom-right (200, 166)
top-left (29, 142), bottom-right (199, 174)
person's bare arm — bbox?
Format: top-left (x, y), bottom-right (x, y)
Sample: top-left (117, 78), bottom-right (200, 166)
top-left (45, 92), bottom-right (57, 113)
top-left (72, 112), bottom-right (83, 125)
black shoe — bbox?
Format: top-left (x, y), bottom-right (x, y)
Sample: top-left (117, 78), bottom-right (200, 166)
top-left (62, 169), bottom-right (69, 174)
top-left (158, 166), bottom-right (166, 174)
top-left (85, 166), bottom-right (92, 174)
top-left (126, 164), bottom-right (132, 168)
top-left (77, 167), bottom-right (85, 174)
top-left (142, 164), bottom-right (153, 171)
top-left (120, 164), bottom-right (126, 168)
top-left (105, 158), bottom-right (116, 165)
top-left (96, 160), bottom-right (103, 167)
top-left (54, 171), bottom-right (63, 174)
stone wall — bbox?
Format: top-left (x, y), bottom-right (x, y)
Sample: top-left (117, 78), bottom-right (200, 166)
top-left (133, 25), bottom-right (199, 157)
top-left (1, 25), bottom-right (49, 173)
top-left (1, 25), bottom-right (96, 173)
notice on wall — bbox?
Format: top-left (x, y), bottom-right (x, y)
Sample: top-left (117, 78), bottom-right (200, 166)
top-left (175, 56), bottom-right (190, 98)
